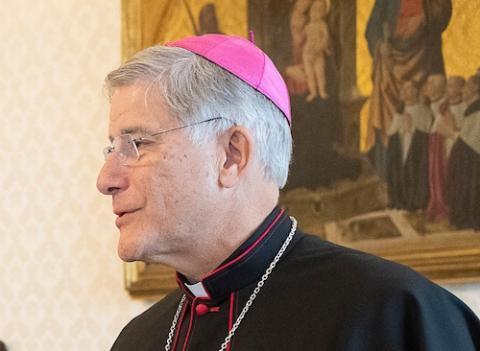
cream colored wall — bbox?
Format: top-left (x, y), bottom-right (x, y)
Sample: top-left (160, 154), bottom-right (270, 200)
top-left (0, 1), bottom-right (152, 350)
top-left (0, 2), bottom-right (479, 351)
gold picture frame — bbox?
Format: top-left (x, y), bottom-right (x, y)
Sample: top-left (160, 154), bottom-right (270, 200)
top-left (120, 0), bottom-right (480, 298)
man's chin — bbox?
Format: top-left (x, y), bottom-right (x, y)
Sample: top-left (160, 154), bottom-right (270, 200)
top-left (117, 238), bottom-right (144, 262)
top-left (118, 252), bottom-right (138, 262)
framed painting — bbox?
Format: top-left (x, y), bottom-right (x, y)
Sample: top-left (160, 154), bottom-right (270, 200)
top-left (120, 0), bottom-right (480, 298)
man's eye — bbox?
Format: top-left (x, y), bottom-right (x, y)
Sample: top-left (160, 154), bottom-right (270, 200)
top-left (133, 140), bottom-right (151, 149)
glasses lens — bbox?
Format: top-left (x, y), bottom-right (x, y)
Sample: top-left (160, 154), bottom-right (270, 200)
top-left (112, 134), bottom-right (139, 165)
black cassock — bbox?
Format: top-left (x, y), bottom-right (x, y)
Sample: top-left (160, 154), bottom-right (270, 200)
top-left (111, 208), bottom-right (480, 351)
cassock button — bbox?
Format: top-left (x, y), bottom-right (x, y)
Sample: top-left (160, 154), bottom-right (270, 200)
top-left (195, 304), bottom-right (209, 316)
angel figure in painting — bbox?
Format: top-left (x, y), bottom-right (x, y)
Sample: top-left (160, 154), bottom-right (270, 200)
top-left (426, 75), bottom-right (465, 221)
top-left (448, 75), bottom-right (480, 231)
top-left (386, 80), bottom-right (432, 211)
top-left (302, 0), bottom-right (332, 101)
top-left (444, 76), bottom-right (466, 132)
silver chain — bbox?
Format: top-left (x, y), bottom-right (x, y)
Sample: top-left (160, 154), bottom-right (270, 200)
top-left (164, 216), bottom-right (297, 351)
top-left (165, 294), bottom-right (186, 351)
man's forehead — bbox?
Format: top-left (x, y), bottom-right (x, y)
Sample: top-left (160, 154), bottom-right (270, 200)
top-left (109, 84), bottom-right (148, 122)
top-left (107, 84), bottom-right (169, 139)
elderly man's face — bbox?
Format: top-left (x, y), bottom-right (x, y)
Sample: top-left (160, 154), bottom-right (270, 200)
top-left (97, 84), bottom-right (220, 263)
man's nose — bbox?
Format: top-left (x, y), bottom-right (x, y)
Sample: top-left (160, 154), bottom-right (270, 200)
top-left (96, 156), bottom-right (128, 195)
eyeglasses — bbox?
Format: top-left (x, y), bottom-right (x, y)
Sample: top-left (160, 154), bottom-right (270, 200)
top-left (103, 117), bottom-right (228, 166)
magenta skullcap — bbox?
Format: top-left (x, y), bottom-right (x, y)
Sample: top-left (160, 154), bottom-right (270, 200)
top-left (166, 34), bottom-right (291, 126)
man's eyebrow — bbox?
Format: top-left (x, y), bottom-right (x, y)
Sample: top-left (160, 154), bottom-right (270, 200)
top-left (108, 126), bottom-right (154, 142)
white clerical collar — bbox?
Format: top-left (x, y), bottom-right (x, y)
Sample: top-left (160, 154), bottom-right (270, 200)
top-left (184, 281), bottom-right (210, 298)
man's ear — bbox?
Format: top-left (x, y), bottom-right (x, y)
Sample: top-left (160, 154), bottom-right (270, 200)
top-left (218, 126), bottom-right (253, 188)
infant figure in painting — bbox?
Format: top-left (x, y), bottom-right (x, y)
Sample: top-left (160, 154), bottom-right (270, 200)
top-left (302, 0), bottom-right (331, 101)
top-left (284, 0), bottom-right (313, 84)
top-left (290, 0), bottom-right (312, 54)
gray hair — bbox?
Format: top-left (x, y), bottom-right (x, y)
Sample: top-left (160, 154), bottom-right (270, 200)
top-left (105, 45), bottom-right (292, 188)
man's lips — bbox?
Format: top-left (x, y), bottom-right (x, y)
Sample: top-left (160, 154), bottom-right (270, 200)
top-left (114, 208), bottom-right (140, 216)
top-left (114, 208), bottom-right (141, 227)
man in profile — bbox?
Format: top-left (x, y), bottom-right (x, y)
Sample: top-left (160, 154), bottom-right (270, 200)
top-left (97, 34), bottom-right (480, 350)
